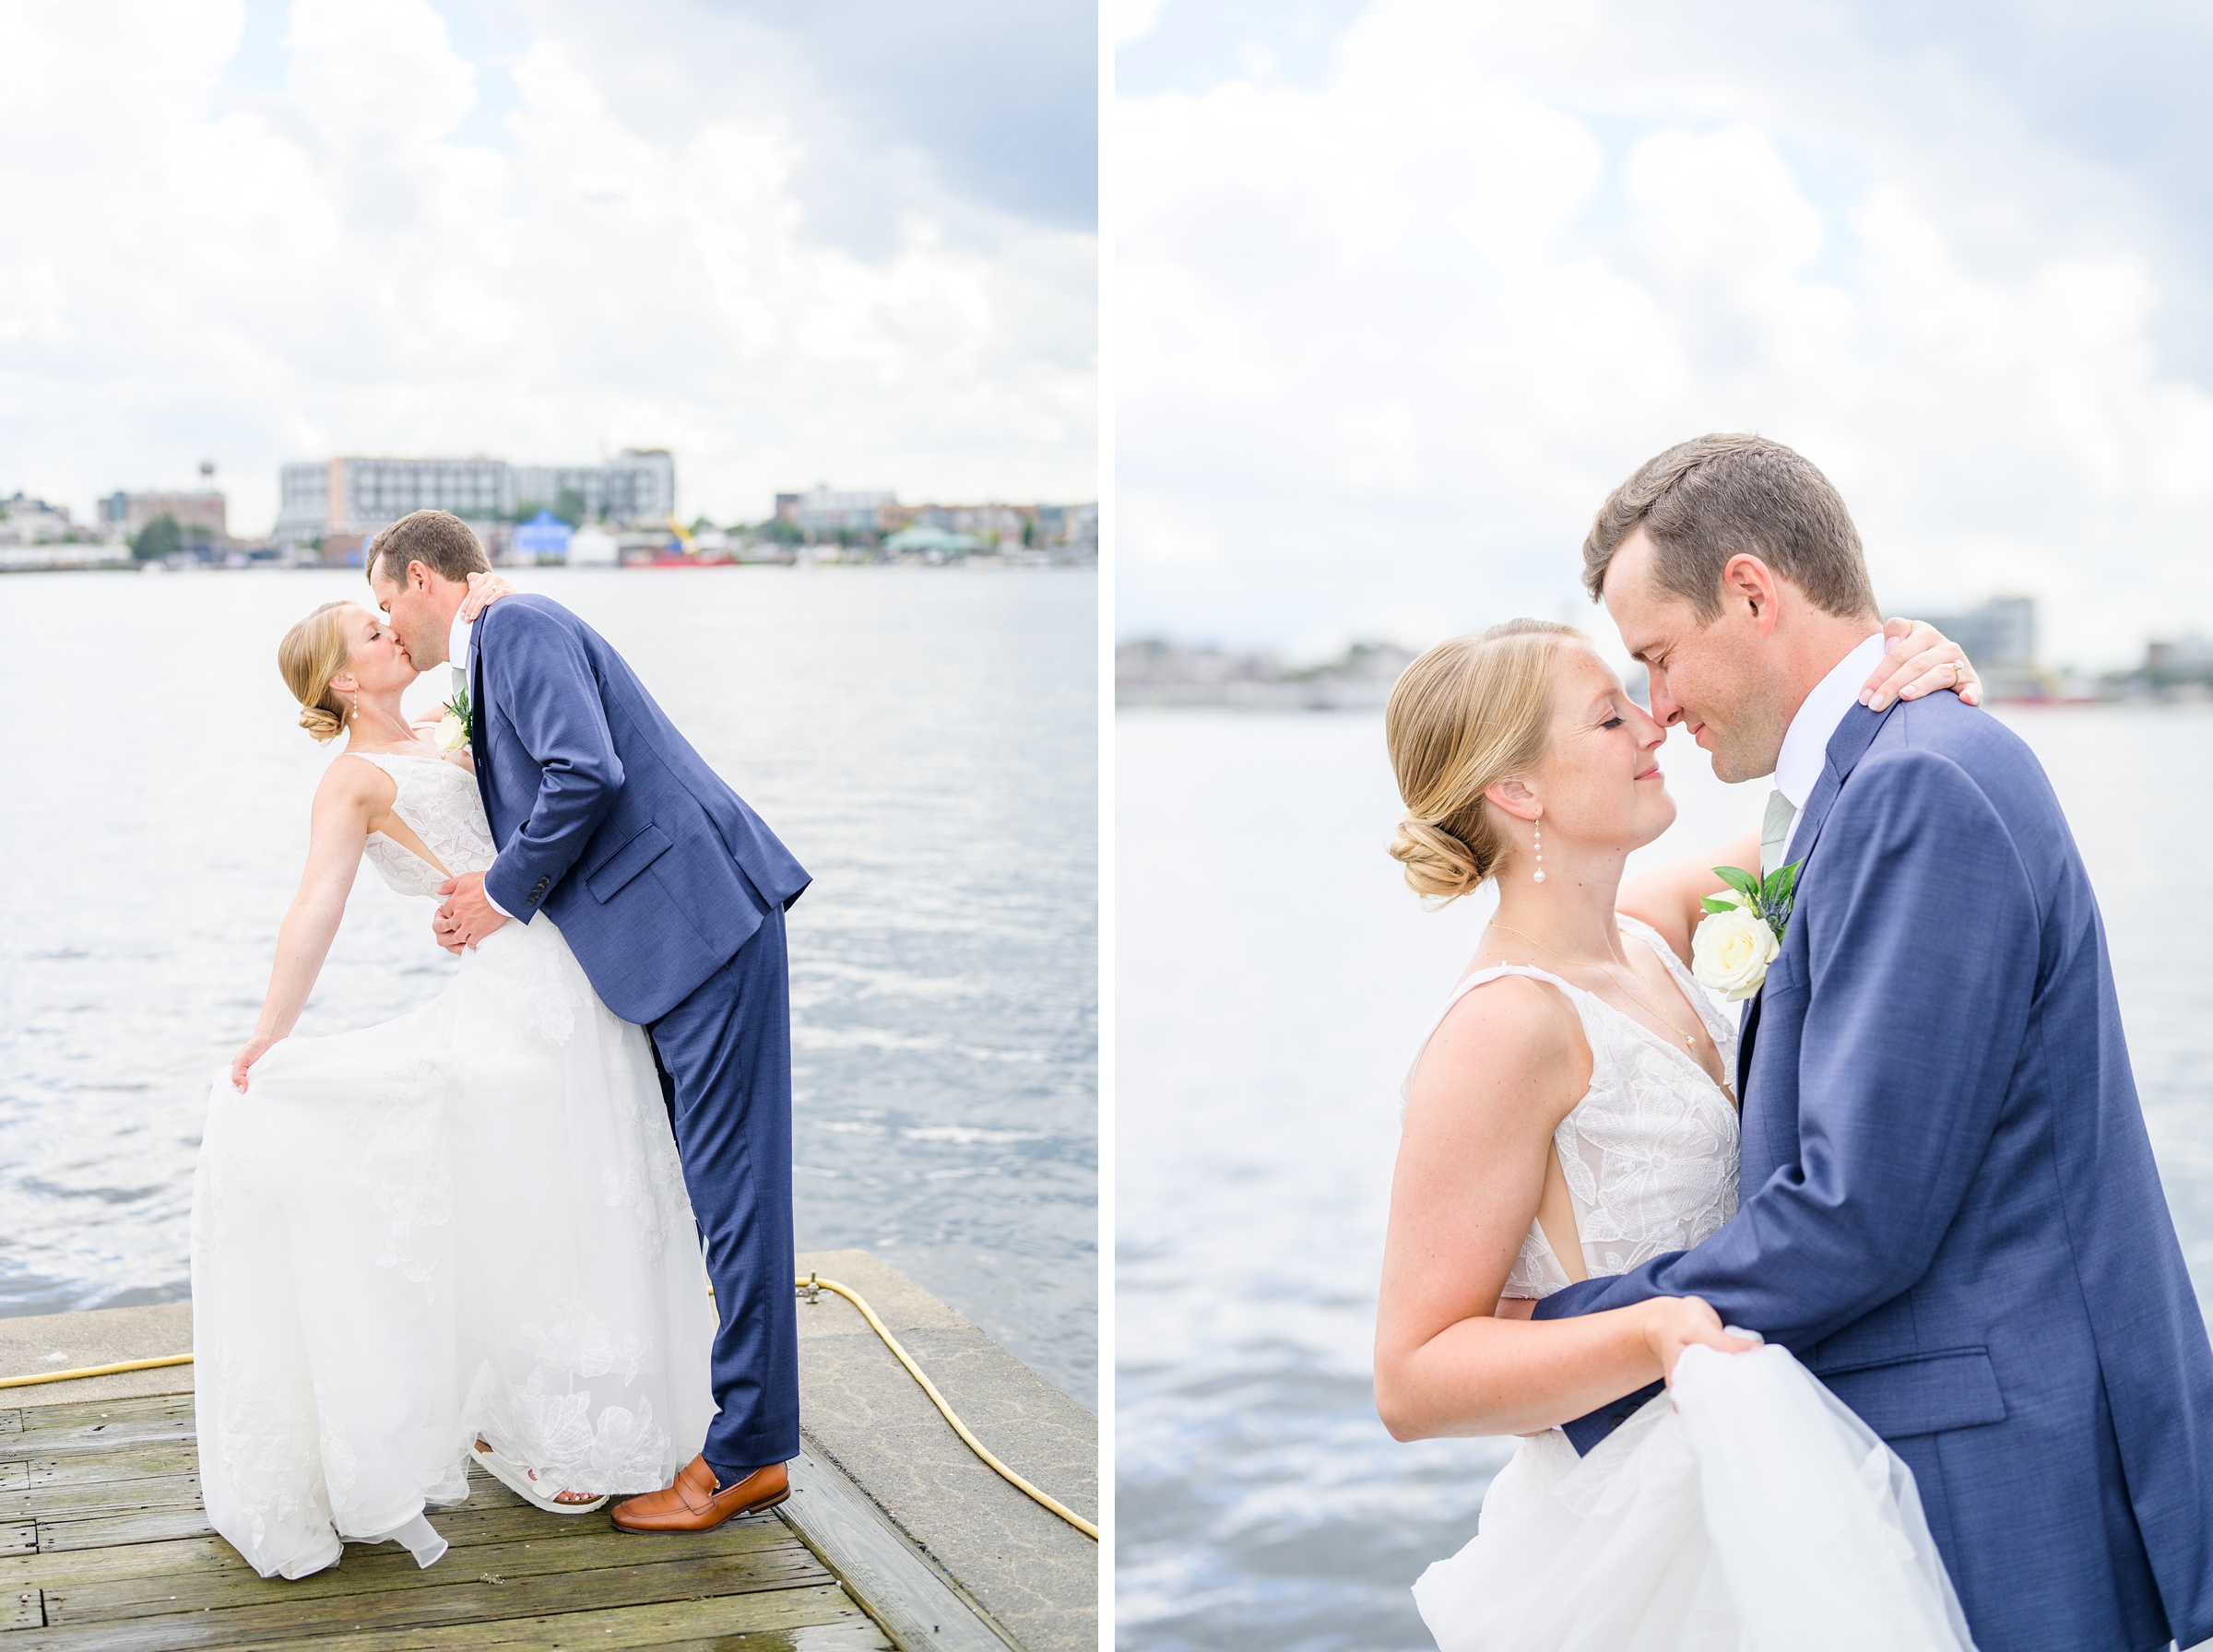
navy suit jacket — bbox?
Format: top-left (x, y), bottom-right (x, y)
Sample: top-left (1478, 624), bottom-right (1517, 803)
top-left (467, 595), bottom-right (809, 1025)
top-left (1533, 690), bottom-right (2213, 1651)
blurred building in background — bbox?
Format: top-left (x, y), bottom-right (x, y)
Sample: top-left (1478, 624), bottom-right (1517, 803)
top-left (1915, 596), bottom-right (2039, 700)
top-left (2, 492), bottom-right (77, 547)
top-left (790, 486), bottom-right (896, 536)
top-left (101, 488), bottom-right (228, 541)
top-left (1117, 638), bottom-right (1415, 709)
top-left (782, 485), bottom-right (1098, 559)
top-left (275, 449), bottom-right (676, 546)
top-left (2144, 636), bottom-right (2213, 689)
top-left (511, 452), bottom-right (674, 527)
top-left (0, 491), bottom-right (128, 569)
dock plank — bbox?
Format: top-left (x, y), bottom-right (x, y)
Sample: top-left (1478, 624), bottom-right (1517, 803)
top-left (0, 1394), bottom-right (905, 1652)
top-left (31, 1549), bottom-right (827, 1648)
top-left (41, 1524), bottom-right (808, 1623)
top-left (18, 1444), bottom-right (202, 1486)
top-left (244, 1585), bottom-right (882, 1651)
top-left (16, 1418), bottom-right (196, 1458)
top-left (18, 1395), bottom-right (194, 1424)
top-left (11, 1581), bottom-right (880, 1652)
top-left (8, 1469), bottom-right (204, 1521)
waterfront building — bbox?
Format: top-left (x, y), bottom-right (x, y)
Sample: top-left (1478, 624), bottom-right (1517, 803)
top-left (793, 486), bottom-right (897, 535)
top-left (275, 450), bottom-right (676, 544)
top-left (2147, 635), bottom-right (2213, 684)
top-left (2, 492), bottom-right (76, 545)
top-left (1035, 502), bottom-right (1098, 551)
top-left (1918, 596), bottom-right (2040, 700)
top-left (511, 451), bottom-right (673, 526)
top-left (101, 489), bottom-right (227, 540)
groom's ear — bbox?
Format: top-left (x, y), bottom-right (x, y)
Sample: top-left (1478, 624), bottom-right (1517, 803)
top-left (1720, 554), bottom-right (1782, 633)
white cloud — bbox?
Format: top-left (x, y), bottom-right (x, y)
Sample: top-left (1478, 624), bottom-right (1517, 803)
top-left (1109, 0), bottom-right (1171, 50)
top-left (0, 0), bottom-right (1095, 533)
top-left (1118, 0), bottom-right (2213, 668)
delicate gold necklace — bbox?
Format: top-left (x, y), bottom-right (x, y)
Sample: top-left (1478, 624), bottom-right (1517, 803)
top-left (1488, 919), bottom-right (1702, 1052)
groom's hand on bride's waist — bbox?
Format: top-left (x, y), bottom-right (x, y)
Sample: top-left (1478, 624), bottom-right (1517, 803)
top-left (434, 872), bottom-right (510, 953)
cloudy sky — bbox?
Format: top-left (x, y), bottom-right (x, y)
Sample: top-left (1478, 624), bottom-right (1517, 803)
top-left (1, 0), bottom-right (1096, 535)
top-left (1116, 0), bottom-right (2213, 670)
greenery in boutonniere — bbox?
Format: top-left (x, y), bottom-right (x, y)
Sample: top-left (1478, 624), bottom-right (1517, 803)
top-left (436, 683), bottom-right (474, 753)
top-left (1691, 860), bottom-right (1801, 1001)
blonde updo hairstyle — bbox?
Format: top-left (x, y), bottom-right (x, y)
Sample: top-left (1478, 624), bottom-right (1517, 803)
top-left (1386, 619), bottom-right (1584, 903)
top-left (278, 601), bottom-right (359, 743)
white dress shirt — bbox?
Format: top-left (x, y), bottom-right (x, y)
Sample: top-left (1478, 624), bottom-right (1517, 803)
top-left (1760, 631), bottom-right (1888, 876)
top-left (446, 608), bottom-right (512, 920)
top-left (448, 611), bottom-right (474, 688)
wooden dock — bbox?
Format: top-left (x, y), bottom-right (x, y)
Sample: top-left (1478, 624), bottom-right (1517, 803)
top-left (2, 1389), bottom-right (891, 1649)
top-left (0, 1252), bottom-right (1094, 1652)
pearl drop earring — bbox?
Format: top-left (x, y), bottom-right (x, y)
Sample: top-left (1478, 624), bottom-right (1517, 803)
top-left (348, 692), bottom-right (359, 722)
top-left (1532, 809), bottom-right (1545, 883)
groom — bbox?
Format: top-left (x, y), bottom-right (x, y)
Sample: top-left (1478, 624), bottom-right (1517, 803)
top-left (1537, 436), bottom-right (2213, 1652)
top-left (366, 509), bottom-right (812, 1531)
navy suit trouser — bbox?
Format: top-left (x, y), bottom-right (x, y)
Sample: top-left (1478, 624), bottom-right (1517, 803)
top-left (648, 907), bottom-right (799, 1475)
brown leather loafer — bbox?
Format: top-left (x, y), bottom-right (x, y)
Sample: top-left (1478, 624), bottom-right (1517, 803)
top-left (609, 1455), bottom-right (789, 1533)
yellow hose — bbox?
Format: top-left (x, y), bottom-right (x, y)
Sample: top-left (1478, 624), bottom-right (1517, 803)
top-left (0, 1275), bottom-right (1098, 1544)
top-left (0, 1353), bottom-right (194, 1390)
top-left (797, 1272), bottom-right (1099, 1540)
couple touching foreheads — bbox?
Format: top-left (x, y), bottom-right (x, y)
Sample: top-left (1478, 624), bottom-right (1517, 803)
top-left (1379, 435), bottom-right (2213, 1652)
top-left (193, 509), bottom-right (808, 1578)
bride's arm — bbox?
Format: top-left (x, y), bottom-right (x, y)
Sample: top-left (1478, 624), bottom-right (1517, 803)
top-left (1615, 831), bottom-right (1760, 967)
top-left (1374, 978), bottom-right (1752, 1440)
top-left (228, 762), bottom-right (381, 1091)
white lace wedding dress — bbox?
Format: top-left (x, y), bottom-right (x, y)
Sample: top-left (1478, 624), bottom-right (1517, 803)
top-left (192, 750), bottom-right (717, 1580)
top-left (1408, 916), bottom-right (1978, 1652)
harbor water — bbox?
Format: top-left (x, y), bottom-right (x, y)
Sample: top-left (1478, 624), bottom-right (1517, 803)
top-left (0, 565), bottom-right (1097, 1402)
top-left (1117, 702), bottom-right (2213, 1650)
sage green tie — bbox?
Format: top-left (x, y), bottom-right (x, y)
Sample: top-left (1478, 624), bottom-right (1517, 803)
top-left (1759, 788), bottom-right (1797, 879)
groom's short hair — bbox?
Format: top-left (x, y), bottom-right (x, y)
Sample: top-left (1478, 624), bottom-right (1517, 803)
top-left (1582, 434), bottom-right (1877, 621)
top-left (366, 511), bottom-right (491, 586)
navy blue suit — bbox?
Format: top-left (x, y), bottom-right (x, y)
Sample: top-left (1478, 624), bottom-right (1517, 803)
top-left (1534, 690), bottom-right (2213, 1652)
top-left (468, 595), bottom-right (811, 1472)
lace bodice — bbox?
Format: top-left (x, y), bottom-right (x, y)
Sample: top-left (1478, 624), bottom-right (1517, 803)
top-left (349, 752), bottom-right (497, 898)
top-left (1404, 914), bottom-right (1739, 1298)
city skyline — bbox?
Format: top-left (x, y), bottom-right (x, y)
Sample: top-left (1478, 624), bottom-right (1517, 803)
top-left (1, 0), bottom-right (1097, 545)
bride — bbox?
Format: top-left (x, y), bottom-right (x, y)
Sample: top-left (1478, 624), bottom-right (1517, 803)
top-left (193, 584), bottom-right (716, 1579)
top-left (1377, 618), bottom-right (1982, 1650)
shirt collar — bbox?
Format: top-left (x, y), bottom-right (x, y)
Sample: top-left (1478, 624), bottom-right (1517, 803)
top-left (1772, 631), bottom-right (1888, 809)
top-left (448, 610), bottom-right (473, 675)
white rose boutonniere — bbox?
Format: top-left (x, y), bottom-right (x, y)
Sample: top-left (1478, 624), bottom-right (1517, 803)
top-left (1691, 861), bottom-right (1799, 1002)
top-left (436, 683), bottom-right (473, 753)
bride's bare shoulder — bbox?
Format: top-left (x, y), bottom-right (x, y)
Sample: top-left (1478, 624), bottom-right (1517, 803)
top-left (1410, 974), bottom-right (1589, 1130)
top-left (314, 749), bottom-right (396, 812)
